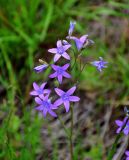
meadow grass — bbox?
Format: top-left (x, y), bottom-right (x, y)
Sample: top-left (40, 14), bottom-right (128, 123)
top-left (0, 0), bottom-right (129, 159)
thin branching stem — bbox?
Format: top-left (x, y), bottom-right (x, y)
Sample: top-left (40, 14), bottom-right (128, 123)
top-left (70, 105), bottom-right (74, 160)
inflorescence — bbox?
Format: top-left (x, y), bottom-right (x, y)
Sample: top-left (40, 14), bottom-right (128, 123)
top-left (30, 21), bottom-right (108, 117)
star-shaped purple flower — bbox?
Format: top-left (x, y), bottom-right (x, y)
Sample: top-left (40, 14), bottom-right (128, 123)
top-left (67, 35), bottom-right (88, 51)
top-left (48, 40), bottom-right (71, 62)
top-left (125, 151), bottom-right (129, 160)
top-left (91, 57), bottom-right (108, 72)
top-left (34, 64), bottom-right (48, 73)
top-left (49, 63), bottom-right (71, 84)
top-left (115, 117), bottom-right (129, 135)
top-left (30, 82), bottom-right (50, 97)
top-left (68, 21), bottom-right (76, 37)
top-left (35, 95), bottom-right (57, 117)
top-left (54, 86), bottom-right (80, 112)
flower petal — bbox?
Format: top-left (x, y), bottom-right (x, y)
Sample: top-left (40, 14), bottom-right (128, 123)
top-left (69, 96), bottom-right (80, 102)
top-left (33, 82), bottom-right (39, 91)
top-left (80, 35), bottom-right (88, 44)
top-left (67, 86), bottom-right (76, 95)
top-left (54, 54), bottom-right (61, 62)
top-left (62, 63), bottom-right (70, 70)
top-left (123, 117), bottom-right (128, 123)
top-left (116, 127), bottom-right (121, 134)
top-left (63, 71), bottom-right (71, 78)
top-left (42, 108), bottom-right (47, 117)
top-left (63, 44), bottom-right (71, 51)
top-left (125, 151), bottom-right (129, 156)
top-left (54, 98), bottom-right (63, 107)
top-left (74, 39), bottom-right (83, 51)
top-left (58, 75), bottom-right (63, 84)
top-left (115, 120), bottom-right (123, 127)
top-left (30, 91), bottom-right (38, 96)
top-left (40, 82), bottom-right (47, 89)
top-left (62, 52), bottom-right (70, 60)
top-left (123, 128), bottom-right (129, 135)
top-left (68, 21), bottom-right (76, 36)
top-left (35, 97), bottom-right (42, 104)
top-left (48, 48), bottom-right (57, 54)
top-left (34, 64), bottom-right (48, 73)
top-left (39, 94), bottom-right (45, 100)
top-left (57, 40), bottom-right (62, 47)
top-left (55, 88), bottom-right (65, 96)
top-left (51, 64), bottom-right (58, 70)
top-left (64, 101), bottom-right (70, 112)
top-left (48, 110), bottom-right (57, 117)
top-left (35, 105), bottom-right (43, 111)
top-left (49, 72), bottom-right (57, 78)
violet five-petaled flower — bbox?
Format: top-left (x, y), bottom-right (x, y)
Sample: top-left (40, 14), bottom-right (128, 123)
top-left (48, 40), bottom-right (71, 62)
top-left (35, 95), bottom-right (57, 117)
top-left (115, 117), bottom-right (129, 135)
top-left (68, 21), bottom-right (76, 37)
top-left (30, 82), bottom-right (50, 96)
top-left (49, 63), bottom-right (71, 84)
top-left (34, 64), bottom-right (48, 73)
top-left (91, 57), bottom-right (108, 72)
top-left (67, 35), bottom-right (88, 51)
top-left (54, 86), bottom-right (80, 112)
top-left (125, 151), bottom-right (129, 160)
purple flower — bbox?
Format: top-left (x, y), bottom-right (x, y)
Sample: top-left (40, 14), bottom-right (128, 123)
top-left (49, 63), bottom-right (71, 84)
top-left (35, 95), bottom-right (57, 117)
top-left (115, 117), bottom-right (129, 135)
top-left (48, 40), bottom-right (71, 62)
top-left (67, 35), bottom-right (88, 51)
top-left (30, 82), bottom-right (50, 96)
top-left (125, 151), bottom-right (129, 160)
top-left (68, 21), bottom-right (76, 37)
top-left (91, 57), bottom-right (108, 72)
top-left (34, 64), bottom-right (48, 73)
top-left (54, 86), bottom-right (80, 112)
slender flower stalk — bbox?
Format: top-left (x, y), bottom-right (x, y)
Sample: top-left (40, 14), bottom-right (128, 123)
top-left (70, 105), bottom-right (74, 160)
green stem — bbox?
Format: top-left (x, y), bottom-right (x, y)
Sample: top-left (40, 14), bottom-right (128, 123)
top-left (70, 105), bottom-right (74, 160)
top-left (58, 116), bottom-right (70, 139)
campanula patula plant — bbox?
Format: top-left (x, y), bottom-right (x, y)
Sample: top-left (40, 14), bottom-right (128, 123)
top-left (30, 21), bottom-right (108, 159)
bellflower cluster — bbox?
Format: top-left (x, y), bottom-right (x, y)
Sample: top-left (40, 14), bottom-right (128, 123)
top-left (115, 117), bottom-right (129, 135)
top-left (114, 107), bottom-right (129, 158)
top-left (30, 20), bottom-right (108, 118)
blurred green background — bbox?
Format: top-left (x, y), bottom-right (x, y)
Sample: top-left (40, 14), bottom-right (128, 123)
top-left (0, 0), bottom-right (129, 159)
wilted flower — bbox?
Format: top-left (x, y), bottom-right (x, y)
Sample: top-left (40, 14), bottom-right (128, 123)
top-left (49, 64), bottom-right (71, 84)
top-left (67, 35), bottom-right (88, 51)
top-left (48, 40), bottom-right (71, 62)
top-left (54, 86), bottom-right (80, 112)
top-left (124, 106), bottom-right (129, 117)
top-left (115, 117), bottom-right (129, 135)
top-left (35, 95), bottom-right (57, 117)
top-left (91, 57), bottom-right (108, 72)
top-left (34, 64), bottom-right (48, 73)
top-left (62, 40), bottom-right (70, 45)
top-left (68, 21), bottom-right (76, 37)
top-left (125, 151), bottom-right (129, 160)
top-left (30, 82), bottom-right (50, 96)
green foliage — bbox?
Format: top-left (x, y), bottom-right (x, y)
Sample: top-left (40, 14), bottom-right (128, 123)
top-left (0, 0), bottom-right (129, 159)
